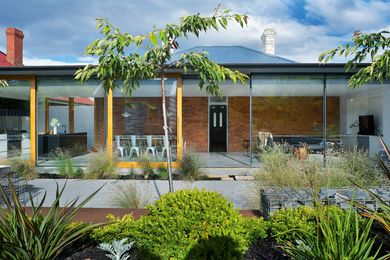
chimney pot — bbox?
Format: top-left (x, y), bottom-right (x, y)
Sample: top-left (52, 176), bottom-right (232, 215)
top-left (261, 28), bottom-right (276, 55)
top-left (6, 28), bottom-right (24, 66)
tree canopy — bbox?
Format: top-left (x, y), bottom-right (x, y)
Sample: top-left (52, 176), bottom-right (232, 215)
top-left (319, 30), bottom-right (389, 88)
top-left (75, 7), bottom-right (249, 95)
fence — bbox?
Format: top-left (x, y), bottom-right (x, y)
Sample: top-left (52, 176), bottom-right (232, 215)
top-left (0, 166), bottom-right (28, 206)
top-left (260, 187), bottom-right (390, 219)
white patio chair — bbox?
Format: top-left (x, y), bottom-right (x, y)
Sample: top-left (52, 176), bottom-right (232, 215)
top-left (258, 132), bottom-right (273, 148)
top-left (129, 135), bottom-right (141, 159)
top-left (115, 135), bottom-right (127, 157)
top-left (145, 135), bottom-right (157, 158)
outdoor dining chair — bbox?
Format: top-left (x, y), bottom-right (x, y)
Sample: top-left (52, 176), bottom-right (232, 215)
top-left (129, 135), bottom-right (141, 159)
top-left (115, 135), bottom-right (127, 157)
top-left (145, 135), bottom-right (157, 158)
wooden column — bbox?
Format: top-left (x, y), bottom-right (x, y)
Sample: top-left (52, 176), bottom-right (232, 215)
top-left (30, 78), bottom-right (36, 164)
top-left (69, 97), bottom-right (74, 133)
top-left (107, 89), bottom-right (113, 157)
top-left (45, 98), bottom-right (49, 133)
top-left (176, 76), bottom-right (183, 160)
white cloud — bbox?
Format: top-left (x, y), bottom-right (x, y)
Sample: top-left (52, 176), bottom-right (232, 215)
top-left (305, 0), bottom-right (390, 33)
top-left (0, 0), bottom-right (388, 64)
top-left (23, 56), bottom-right (97, 66)
top-left (23, 57), bottom-right (80, 66)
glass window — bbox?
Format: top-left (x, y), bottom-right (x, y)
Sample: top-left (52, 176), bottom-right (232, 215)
top-left (36, 77), bottom-right (106, 166)
top-left (0, 80), bottom-right (31, 160)
top-left (113, 79), bottom-right (177, 162)
top-left (252, 75), bottom-right (324, 158)
top-left (326, 76), bottom-right (388, 157)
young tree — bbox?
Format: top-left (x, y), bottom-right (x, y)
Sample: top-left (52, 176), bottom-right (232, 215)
top-left (319, 30), bottom-right (389, 88)
top-left (75, 7), bottom-right (249, 191)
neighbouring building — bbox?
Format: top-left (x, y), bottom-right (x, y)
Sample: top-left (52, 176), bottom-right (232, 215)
top-left (0, 28), bottom-right (388, 169)
top-left (0, 28), bottom-right (24, 66)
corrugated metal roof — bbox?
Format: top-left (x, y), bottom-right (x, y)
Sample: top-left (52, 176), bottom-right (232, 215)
top-left (172, 46), bottom-right (295, 64)
top-left (0, 51), bottom-right (13, 66)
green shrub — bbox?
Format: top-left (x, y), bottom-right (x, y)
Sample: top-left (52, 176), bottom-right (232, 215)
top-left (57, 157), bottom-right (84, 178)
top-left (110, 182), bottom-right (151, 208)
top-left (177, 152), bottom-right (204, 181)
top-left (85, 149), bottom-right (117, 179)
top-left (270, 206), bottom-right (349, 243)
top-left (138, 155), bottom-right (154, 179)
top-left (8, 157), bottom-right (39, 180)
top-left (241, 216), bottom-right (269, 243)
top-left (92, 214), bottom-right (137, 243)
top-left (134, 189), bottom-right (267, 259)
top-left (282, 205), bottom-right (381, 259)
top-left (0, 177), bottom-right (100, 259)
top-left (157, 163), bottom-right (168, 179)
top-left (339, 147), bottom-right (386, 186)
top-left (270, 207), bottom-right (316, 243)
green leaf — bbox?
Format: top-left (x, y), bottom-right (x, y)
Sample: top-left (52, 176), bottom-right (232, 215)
top-left (149, 33), bottom-right (157, 46)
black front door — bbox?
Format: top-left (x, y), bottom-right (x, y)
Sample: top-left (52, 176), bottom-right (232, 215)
top-left (209, 105), bottom-right (227, 152)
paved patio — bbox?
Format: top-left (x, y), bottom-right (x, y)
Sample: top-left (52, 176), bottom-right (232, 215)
top-left (37, 151), bottom-right (261, 168)
top-left (198, 152), bottom-right (261, 168)
top-left (25, 179), bottom-right (257, 209)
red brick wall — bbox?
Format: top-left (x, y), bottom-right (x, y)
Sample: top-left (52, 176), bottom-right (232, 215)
top-left (228, 97), bottom-right (250, 152)
top-left (183, 97), bottom-right (209, 152)
top-left (251, 96), bottom-right (340, 137)
top-left (94, 98), bottom-right (105, 149)
top-left (96, 96), bottom-right (340, 153)
top-left (113, 97), bottom-right (177, 136)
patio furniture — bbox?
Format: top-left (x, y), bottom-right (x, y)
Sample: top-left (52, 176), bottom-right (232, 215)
top-left (129, 135), bottom-right (141, 159)
top-left (242, 139), bottom-right (250, 155)
top-left (115, 135), bottom-right (127, 158)
top-left (272, 135), bottom-right (323, 153)
top-left (145, 135), bottom-right (157, 158)
top-left (257, 132), bottom-right (274, 148)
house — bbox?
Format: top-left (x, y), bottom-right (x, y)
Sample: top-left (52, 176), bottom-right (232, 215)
top-left (0, 28), bottom-right (388, 169)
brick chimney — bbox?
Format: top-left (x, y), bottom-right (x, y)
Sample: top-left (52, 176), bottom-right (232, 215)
top-left (261, 28), bottom-right (276, 55)
top-left (6, 28), bottom-right (24, 66)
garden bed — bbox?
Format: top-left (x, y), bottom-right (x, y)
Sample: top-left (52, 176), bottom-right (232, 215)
top-left (24, 207), bottom-right (261, 223)
top-left (61, 238), bottom-right (290, 260)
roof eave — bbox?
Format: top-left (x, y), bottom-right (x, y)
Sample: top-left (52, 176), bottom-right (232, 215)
top-left (0, 63), bottom-right (369, 76)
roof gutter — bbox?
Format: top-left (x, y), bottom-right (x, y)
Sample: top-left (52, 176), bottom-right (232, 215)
top-left (0, 63), bottom-right (369, 77)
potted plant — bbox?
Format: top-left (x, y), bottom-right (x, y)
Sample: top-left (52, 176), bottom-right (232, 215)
top-left (50, 118), bottom-right (61, 134)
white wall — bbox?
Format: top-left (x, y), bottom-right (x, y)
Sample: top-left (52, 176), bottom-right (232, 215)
top-left (38, 104), bottom-right (95, 149)
top-left (339, 84), bottom-right (390, 155)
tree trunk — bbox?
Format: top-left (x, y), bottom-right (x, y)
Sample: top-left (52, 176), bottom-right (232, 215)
top-left (161, 75), bottom-right (174, 192)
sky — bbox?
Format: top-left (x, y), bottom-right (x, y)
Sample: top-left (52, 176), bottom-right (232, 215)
top-left (0, 0), bottom-right (389, 65)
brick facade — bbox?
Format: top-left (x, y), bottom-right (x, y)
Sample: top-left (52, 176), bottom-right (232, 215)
top-left (252, 96), bottom-right (340, 136)
top-left (183, 97), bottom-right (209, 152)
top-left (96, 96), bottom-right (340, 153)
top-left (94, 97), bottom-right (105, 149)
top-left (182, 96), bottom-right (340, 153)
top-left (228, 97), bottom-right (250, 152)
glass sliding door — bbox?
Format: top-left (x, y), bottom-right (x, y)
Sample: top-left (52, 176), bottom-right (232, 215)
top-left (326, 76), bottom-right (388, 158)
top-left (112, 79), bottom-right (177, 162)
top-left (251, 75), bottom-right (325, 163)
top-left (0, 80), bottom-right (31, 161)
top-left (36, 76), bottom-right (106, 166)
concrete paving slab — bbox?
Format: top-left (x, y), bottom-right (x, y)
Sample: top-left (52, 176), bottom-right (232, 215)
top-left (26, 179), bottom-right (255, 209)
